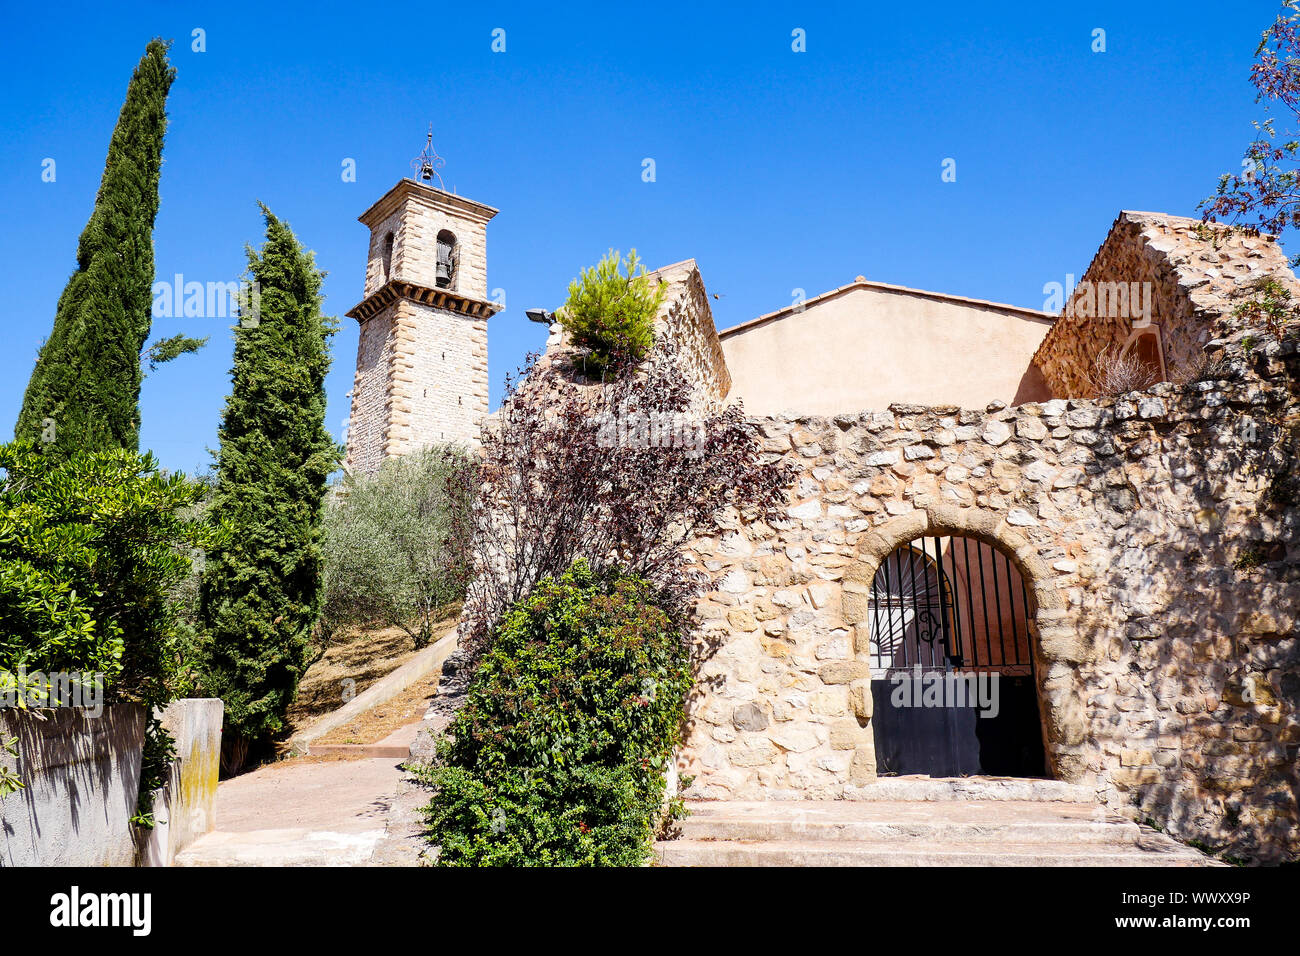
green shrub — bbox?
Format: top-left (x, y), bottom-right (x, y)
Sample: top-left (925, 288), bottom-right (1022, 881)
top-left (414, 561), bottom-right (691, 866)
top-left (163, 474), bottom-right (214, 700)
top-left (558, 249), bottom-right (665, 375)
top-left (0, 735), bottom-right (21, 798)
top-left (0, 442), bottom-right (216, 705)
top-left (321, 445), bottom-right (475, 648)
top-left (0, 443), bottom-right (218, 821)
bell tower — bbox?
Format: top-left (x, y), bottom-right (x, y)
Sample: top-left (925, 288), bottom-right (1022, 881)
top-left (344, 136), bottom-right (500, 475)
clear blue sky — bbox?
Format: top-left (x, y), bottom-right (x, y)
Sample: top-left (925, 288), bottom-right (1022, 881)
top-left (0, 1), bottom-right (1281, 475)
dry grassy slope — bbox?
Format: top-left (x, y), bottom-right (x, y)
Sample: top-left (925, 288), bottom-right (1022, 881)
top-left (282, 608), bottom-right (458, 746)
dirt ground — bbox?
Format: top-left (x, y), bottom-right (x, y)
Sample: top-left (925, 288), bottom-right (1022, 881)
top-left (314, 671), bottom-right (442, 746)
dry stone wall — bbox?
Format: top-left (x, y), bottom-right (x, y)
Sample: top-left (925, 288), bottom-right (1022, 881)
top-left (1033, 211), bottom-right (1297, 398)
top-left (649, 260), bottom-right (731, 407)
top-left (401, 210), bottom-right (1299, 862)
top-left (680, 311), bottom-right (1300, 861)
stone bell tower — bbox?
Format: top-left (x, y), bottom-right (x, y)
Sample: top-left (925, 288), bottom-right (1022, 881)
top-left (344, 138), bottom-right (500, 475)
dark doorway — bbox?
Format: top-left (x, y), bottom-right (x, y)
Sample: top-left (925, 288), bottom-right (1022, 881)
top-left (866, 536), bottom-right (1047, 777)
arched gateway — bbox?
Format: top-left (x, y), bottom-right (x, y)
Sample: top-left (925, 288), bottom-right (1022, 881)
top-left (843, 508), bottom-right (1064, 781)
top-left (860, 533), bottom-right (1044, 776)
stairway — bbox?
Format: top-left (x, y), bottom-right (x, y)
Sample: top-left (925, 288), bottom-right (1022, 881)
top-left (655, 777), bottom-right (1219, 867)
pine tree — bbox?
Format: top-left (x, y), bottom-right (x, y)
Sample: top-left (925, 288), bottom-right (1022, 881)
top-left (16, 39), bottom-right (175, 453)
top-left (199, 206), bottom-right (339, 757)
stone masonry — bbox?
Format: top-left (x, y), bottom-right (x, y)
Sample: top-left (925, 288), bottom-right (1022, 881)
top-left (676, 214), bottom-right (1300, 862)
top-left (344, 179), bottom-right (499, 475)
top-left (403, 201), bottom-right (1299, 862)
top-left (1032, 211), bottom-right (1295, 397)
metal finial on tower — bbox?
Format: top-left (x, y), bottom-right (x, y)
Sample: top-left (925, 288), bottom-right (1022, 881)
top-left (411, 123), bottom-right (446, 190)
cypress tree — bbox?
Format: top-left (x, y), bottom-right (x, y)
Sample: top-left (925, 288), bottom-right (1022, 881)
top-left (199, 206), bottom-right (339, 757)
top-left (16, 39), bottom-right (175, 453)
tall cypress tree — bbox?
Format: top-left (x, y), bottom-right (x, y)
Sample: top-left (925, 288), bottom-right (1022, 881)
top-left (16, 39), bottom-right (175, 453)
top-left (199, 206), bottom-right (339, 757)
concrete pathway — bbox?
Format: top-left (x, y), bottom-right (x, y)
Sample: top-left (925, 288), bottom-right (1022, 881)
top-left (175, 735), bottom-right (429, 866)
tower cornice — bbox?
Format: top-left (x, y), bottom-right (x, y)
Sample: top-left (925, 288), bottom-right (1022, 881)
top-left (357, 178), bottom-right (499, 229)
top-left (345, 277), bottom-right (503, 322)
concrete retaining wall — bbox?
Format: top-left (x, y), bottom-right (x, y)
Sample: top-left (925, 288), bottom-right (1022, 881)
top-left (0, 704), bottom-right (145, 866)
top-left (290, 625), bottom-right (459, 756)
top-left (138, 698), bottom-right (223, 867)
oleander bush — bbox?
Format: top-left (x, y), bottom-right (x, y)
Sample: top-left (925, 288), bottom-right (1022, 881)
top-left (414, 561), bottom-right (691, 866)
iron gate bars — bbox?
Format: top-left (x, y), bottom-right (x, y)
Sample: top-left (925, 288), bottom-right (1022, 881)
top-left (867, 535), bottom-right (1033, 673)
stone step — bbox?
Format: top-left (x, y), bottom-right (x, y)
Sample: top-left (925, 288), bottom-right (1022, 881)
top-left (843, 776), bottom-right (1098, 803)
top-left (681, 796), bottom-right (1128, 842)
top-left (655, 799), bottom-right (1221, 867)
top-left (676, 811), bottom-right (1144, 848)
top-left (654, 838), bottom-right (1218, 867)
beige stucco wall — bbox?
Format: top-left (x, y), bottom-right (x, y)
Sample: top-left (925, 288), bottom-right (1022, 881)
top-left (719, 286), bottom-right (1054, 415)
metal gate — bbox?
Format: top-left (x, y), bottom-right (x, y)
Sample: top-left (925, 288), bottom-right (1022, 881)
top-left (867, 535), bottom-right (1045, 777)
top-left (866, 535), bottom-right (1033, 673)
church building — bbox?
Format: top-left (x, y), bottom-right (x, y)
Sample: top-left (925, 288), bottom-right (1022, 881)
top-left (342, 164), bottom-right (1300, 863)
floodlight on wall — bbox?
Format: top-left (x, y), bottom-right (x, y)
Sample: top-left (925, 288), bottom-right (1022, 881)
top-left (525, 308), bottom-right (555, 324)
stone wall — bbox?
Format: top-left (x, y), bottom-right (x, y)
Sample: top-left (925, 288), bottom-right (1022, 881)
top-left (393, 301), bottom-right (490, 450)
top-left (362, 180), bottom-right (494, 301)
top-left (1032, 211), bottom-right (1298, 398)
top-left (345, 297), bottom-right (491, 474)
top-left (408, 207), bottom-right (1299, 862)
top-left (648, 260), bottom-right (731, 407)
top-left (680, 308), bottom-right (1300, 861)
top-left (345, 311), bottom-right (395, 476)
